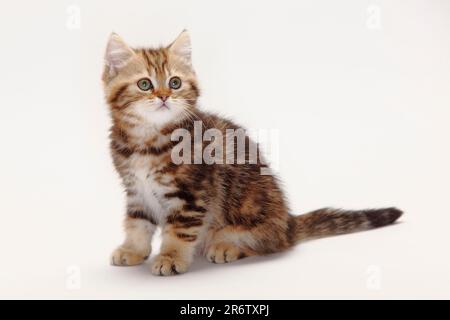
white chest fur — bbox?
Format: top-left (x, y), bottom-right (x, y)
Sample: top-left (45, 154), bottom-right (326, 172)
top-left (126, 154), bottom-right (172, 224)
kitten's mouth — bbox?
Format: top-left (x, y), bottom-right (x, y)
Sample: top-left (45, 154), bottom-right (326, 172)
top-left (157, 103), bottom-right (169, 110)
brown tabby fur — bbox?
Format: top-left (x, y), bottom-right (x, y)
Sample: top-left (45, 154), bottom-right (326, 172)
top-left (103, 31), bottom-right (403, 276)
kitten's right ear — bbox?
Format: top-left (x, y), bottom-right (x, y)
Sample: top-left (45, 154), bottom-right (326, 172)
top-left (104, 33), bottom-right (135, 77)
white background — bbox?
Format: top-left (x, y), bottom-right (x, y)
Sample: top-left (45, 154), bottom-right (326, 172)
top-left (0, 0), bottom-right (449, 299)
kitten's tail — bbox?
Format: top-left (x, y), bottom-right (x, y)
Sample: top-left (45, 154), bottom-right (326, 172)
top-left (290, 207), bottom-right (403, 243)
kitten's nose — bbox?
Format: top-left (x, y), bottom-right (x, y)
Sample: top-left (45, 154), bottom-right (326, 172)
top-left (158, 95), bottom-right (169, 102)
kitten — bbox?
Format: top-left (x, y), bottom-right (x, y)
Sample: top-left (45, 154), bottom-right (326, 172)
top-left (102, 31), bottom-right (403, 276)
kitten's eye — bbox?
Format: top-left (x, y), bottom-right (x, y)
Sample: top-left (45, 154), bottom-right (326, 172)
top-left (169, 76), bottom-right (182, 90)
top-left (137, 78), bottom-right (153, 91)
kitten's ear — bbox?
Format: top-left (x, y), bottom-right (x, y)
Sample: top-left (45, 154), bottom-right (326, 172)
top-left (104, 33), bottom-right (135, 76)
top-left (168, 30), bottom-right (192, 64)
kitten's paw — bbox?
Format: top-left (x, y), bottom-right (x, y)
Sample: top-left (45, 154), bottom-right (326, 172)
top-left (110, 247), bottom-right (148, 266)
top-left (151, 254), bottom-right (189, 276)
top-left (206, 243), bottom-right (244, 264)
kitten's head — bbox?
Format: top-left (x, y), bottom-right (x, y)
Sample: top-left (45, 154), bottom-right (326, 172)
top-left (102, 31), bottom-right (199, 127)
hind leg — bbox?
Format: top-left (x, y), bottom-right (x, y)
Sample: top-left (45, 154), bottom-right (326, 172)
top-left (206, 242), bottom-right (248, 263)
top-left (205, 226), bottom-right (256, 264)
top-left (205, 217), bottom-right (293, 264)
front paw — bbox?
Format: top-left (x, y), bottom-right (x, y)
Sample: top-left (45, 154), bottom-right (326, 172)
top-left (110, 247), bottom-right (148, 266)
top-left (150, 254), bottom-right (189, 276)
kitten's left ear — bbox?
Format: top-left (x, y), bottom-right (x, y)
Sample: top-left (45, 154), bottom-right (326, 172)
top-left (168, 30), bottom-right (192, 64)
top-left (104, 33), bottom-right (135, 77)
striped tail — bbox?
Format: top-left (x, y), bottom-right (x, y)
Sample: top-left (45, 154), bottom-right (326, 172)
top-left (291, 207), bottom-right (403, 243)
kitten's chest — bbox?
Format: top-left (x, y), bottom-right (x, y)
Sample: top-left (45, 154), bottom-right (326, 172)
top-left (125, 154), bottom-right (173, 222)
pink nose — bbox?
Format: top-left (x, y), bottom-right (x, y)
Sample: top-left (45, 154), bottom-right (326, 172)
top-left (158, 95), bottom-right (169, 102)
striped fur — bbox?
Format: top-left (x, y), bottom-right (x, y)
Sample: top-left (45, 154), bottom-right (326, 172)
top-left (103, 31), bottom-right (403, 276)
top-left (290, 207), bottom-right (403, 242)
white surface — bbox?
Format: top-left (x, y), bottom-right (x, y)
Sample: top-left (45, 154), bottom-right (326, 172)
top-left (0, 0), bottom-right (449, 299)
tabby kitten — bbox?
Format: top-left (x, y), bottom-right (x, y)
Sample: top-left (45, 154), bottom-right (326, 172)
top-left (103, 31), bottom-right (403, 276)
